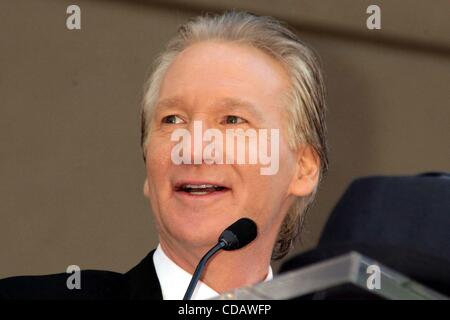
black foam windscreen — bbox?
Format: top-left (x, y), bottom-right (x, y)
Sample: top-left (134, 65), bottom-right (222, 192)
top-left (219, 218), bottom-right (257, 250)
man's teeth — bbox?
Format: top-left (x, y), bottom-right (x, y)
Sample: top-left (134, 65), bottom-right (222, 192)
top-left (179, 184), bottom-right (226, 194)
top-left (185, 184), bottom-right (218, 189)
top-left (190, 190), bottom-right (209, 195)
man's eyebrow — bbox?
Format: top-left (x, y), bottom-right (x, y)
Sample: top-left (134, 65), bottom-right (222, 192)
top-left (154, 96), bottom-right (265, 120)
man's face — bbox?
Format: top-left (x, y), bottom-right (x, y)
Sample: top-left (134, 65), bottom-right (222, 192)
top-left (145, 41), bottom-right (299, 249)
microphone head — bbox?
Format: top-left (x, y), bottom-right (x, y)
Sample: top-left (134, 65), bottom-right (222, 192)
top-left (219, 218), bottom-right (257, 250)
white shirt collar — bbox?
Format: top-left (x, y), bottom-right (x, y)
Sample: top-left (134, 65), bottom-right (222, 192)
top-left (153, 244), bottom-right (273, 300)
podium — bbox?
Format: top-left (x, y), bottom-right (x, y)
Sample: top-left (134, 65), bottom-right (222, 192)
top-left (214, 252), bottom-right (448, 300)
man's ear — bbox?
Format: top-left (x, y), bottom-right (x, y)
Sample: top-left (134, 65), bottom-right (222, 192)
top-left (288, 145), bottom-right (320, 197)
top-left (143, 178), bottom-right (150, 198)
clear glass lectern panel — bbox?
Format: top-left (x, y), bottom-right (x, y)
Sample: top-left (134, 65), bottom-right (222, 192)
top-left (214, 252), bottom-right (448, 300)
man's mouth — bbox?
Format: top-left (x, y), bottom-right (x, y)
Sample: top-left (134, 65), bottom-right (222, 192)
top-left (174, 183), bottom-right (230, 196)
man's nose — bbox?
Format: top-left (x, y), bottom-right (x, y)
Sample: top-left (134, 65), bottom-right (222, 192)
top-left (187, 119), bottom-right (220, 165)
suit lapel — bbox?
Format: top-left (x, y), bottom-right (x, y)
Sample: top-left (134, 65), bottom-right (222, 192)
top-left (125, 249), bottom-right (163, 300)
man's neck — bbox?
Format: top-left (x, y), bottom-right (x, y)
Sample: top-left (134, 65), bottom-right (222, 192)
top-left (159, 238), bottom-right (273, 293)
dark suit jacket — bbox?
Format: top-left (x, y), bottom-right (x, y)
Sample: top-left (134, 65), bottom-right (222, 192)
top-left (0, 249), bottom-right (163, 300)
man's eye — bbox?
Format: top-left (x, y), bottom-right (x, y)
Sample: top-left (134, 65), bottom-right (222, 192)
top-left (162, 115), bottom-right (184, 124)
top-left (222, 115), bottom-right (247, 125)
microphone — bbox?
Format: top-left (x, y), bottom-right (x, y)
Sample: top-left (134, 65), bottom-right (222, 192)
top-left (182, 218), bottom-right (257, 300)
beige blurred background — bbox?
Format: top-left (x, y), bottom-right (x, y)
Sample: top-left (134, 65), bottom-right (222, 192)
top-left (0, 0), bottom-right (449, 278)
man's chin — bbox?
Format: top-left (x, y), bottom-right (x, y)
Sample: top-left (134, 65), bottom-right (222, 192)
top-left (171, 232), bottom-right (219, 251)
top-left (159, 211), bottom-right (244, 249)
top-left (164, 221), bottom-right (225, 249)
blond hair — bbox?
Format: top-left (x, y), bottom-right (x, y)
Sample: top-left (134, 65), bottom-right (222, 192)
top-left (141, 11), bottom-right (328, 260)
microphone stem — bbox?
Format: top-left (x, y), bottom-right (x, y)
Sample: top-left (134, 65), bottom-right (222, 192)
top-left (183, 241), bottom-right (226, 300)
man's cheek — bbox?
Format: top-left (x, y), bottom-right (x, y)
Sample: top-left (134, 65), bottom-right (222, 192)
top-left (147, 141), bottom-right (174, 166)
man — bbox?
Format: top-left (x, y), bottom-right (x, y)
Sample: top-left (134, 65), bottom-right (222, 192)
top-left (0, 11), bottom-right (328, 300)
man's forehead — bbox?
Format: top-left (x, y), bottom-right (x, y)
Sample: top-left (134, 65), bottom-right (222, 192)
top-left (157, 95), bottom-right (250, 107)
